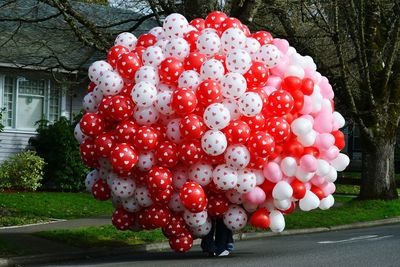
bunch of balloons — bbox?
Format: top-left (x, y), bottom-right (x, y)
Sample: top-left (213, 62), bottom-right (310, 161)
top-left (76, 11), bottom-right (350, 253)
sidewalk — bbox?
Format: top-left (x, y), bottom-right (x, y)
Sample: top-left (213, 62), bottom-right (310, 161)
top-left (1, 214), bottom-right (400, 267)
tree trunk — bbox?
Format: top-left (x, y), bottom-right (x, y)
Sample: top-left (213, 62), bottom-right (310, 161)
top-left (360, 136), bottom-right (399, 200)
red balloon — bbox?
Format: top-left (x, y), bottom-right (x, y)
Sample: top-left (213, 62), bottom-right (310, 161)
top-left (133, 126), bottom-right (159, 151)
top-left (281, 76), bottom-right (302, 92)
top-left (119, 82), bottom-right (134, 98)
top-left (108, 95), bottom-right (134, 121)
top-left (147, 166), bottom-right (172, 191)
top-left (107, 45), bottom-right (129, 68)
top-left (259, 179), bottom-right (275, 196)
top-left (112, 207), bottom-right (135, 231)
top-left (241, 113), bottom-right (266, 132)
top-left (92, 179), bottom-right (111, 201)
top-left (179, 114), bottom-right (206, 139)
top-left (133, 46), bottom-right (146, 60)
top-left (265, 117), bottom-right (291, 143)
top-left (179, 182), bottom-right (207, 212)
top-left (207, 193), bottom-right (229, 217)
top-left (331, 130), bottom-right (345, 150)
top-left (145, 204), bottom-right (171, 228)
top-left (171, 87), bottom-right (198, 115)
top-left (184, 30), bottom-right (200, 52)
top-left (155, 141), bottom-right (179, 168)
top-left (189, 18), bottom-right (205, 31)
top-left (301, 78), bottom-right (314, 95)
top-left (280, 201), bottom-right (296, 214)
top-left (268, 144), bottom-right (283, 161)
top-left (137, 33), bottom-right (157, 47)
top-left (251, 31), bottom-right (273, 45)
top-left (179, 139), bottom-right (203, 165)
top-left (283, 139), bottom-right (304, 158)
top-left (163, 213), bottom-right (188, 238)
top-left (223, 120), bottom-right (251, 144)
top-left (303, 146), bottom-right (320, 157)
top-left (243, 62), bottom-right (269, 87)
top-left (80, 139), bottom-right (99, 168)
top-left (267, 90), bottom-right (294, 116)
top-left (87, 82), bottom-right (96, 93)
top-left (80, 113), bottom-right (105, 137)
top-left (158, 57), bottom-right (184, 84)
top-left (248, 156), bottom-right (268, 169)
top-left (291, 89), bottom-right (305, 112)
top-left (204, 11), bottom-right (227, 30)
top-left (110, 143), bottom-right (138, 172)
top-left (220, 17), bottom-right (243, 33)
top-left (97, 96), bottom-right (113, 120)
top-left (311, 185), bottom-right (325, 200)
top-left (247, 131), bottom-right (275, 157)
top-left (94, 132), bottom-right (115, 157)
top-left (115, 120), bottom-right (138, 145)
top-left (150, 187), bottom-right (173, 204)
top-left (291, 179), bottom-right (306, 199)
top-left (196, 79), bottom-right (222, 106)
top-left (169, 232), bottom-right (193, 253)
top-left (116, 52), bottom-right (142, 81)
top-left (250, 208), bottom-right (270, 229)
top-left (184, 52), bottom-right (207, 72)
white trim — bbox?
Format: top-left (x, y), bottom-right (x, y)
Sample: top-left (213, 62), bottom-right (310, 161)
top-left (0, 62), bottom-right (79, 74)
top-left (3, 128), bottom-right (36, 134)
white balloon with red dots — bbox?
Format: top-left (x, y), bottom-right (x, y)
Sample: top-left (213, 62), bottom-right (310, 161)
top-left (203, 103), bottom-right (231, 130)
top-left (221, 72), bottom-right (247, 99)
top-left (88, 60), bottom-right (113, 82)
top-left (154, 90), bottom-right (175, 115)
top-left (135, 186), bottom-right (153, 207)
top-left (131, 81), bottom-right (157, 107)
top-left (163, 13), bottom-right (189, 39)
top-left (191, 217), bottom-right (212, 237)
top-left (164, 37), bottom-right (190, 60)
top-left (133, 105), bottom-right (159, 126)
top-left (136, 151), bottom-right (155, 172)
top-left (223, 204), bottom-right (248, 231)
top-left (135, 66), bottom-right (159, 85)
top-left (111, 177), bottom-right (136, 199)
top-left (122, 196), bottom-right (141, 213)
top-left (97, 71), bottom-right (124, 96)
top-left (212, 164), bottom-right (238, 190)
top-left (142, 46), bottom-right (165, 67)
top-left (200, 59), bottom-right (225, 81)
top-left (222, 99), bottom-right (241, 120)
top-left (166, 118), bottom-right (184, 144)
top-left (237, 91), bottom-right (263, 117)
top-left (183, 209), bottom-right (208, 227)
top-left (255, 44), bottom-right (282, 68)
top-left (172, 164), bottom-right (189, 189)
top-left (178, 70), bottom-right (201, 91)
top-left (221, 28), bottom-right (246, 53)
top-left (168, 192), bottom-right (185, 212)
top-left (225, 189), bottom-right (243, 204)
top-left (114, 32), bottom-right (137, 51)
top-left (235, 169), bottom-right (256, 194)
top-left (188, 161), bottom-right (213, 186)
top-left (224, 144), bottom-right (251, 170)
top-left (196, 31), bottom-right (221, 56)
top-left (244, 37), bottom-right (261, 60)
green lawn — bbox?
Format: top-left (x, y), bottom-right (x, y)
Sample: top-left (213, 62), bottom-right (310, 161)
top-left (0, 237), bottom-right (29, 257)
top-left (334, 184), bottom-right (400, 195)
top-left (35, 197), bottom-right (400, 249)
top-left (0, 192), bottom-right (113, 227)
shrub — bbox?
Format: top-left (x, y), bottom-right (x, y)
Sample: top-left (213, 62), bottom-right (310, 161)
top-left (29, 116), bottom-right (88, 192)
top-left (0, 151), bottom-right (45, 191)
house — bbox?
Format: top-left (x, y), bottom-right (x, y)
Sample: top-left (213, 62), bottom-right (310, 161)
top-left (0, 0), bottom-right (157, 161)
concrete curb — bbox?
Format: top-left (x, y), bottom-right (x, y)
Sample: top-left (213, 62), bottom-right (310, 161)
top-left (1, 216), bottom-right (400, 267)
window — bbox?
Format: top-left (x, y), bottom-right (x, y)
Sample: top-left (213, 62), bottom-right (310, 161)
top-left (1, 75), bottom-right (61, 131)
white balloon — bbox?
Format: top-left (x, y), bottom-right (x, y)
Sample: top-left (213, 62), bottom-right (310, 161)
top-left (111, 177), bottom-right (136, 199)
top-left (255, 44), bottom-right (281, 68)
top-left (114, 32), bottom-right (137, 51)
top-left (97, 71), bottom-right (124, 96)
top-left (316, 159), bottom-right (331, 177)
top-left (237, 92), bottom-right (263, 117)
top-left (330, 153), bottom-right (350, 171)
top-left (236, 169), bottom-right (256, 194)
top-left (136, 151), bottom-right (155, 172)
top-left (131, 81), bottom-right (157, 107)
top-left (269, 210), bottom-right (285, 232)
top-left (226, 49), bottom-right (252, 74)
top-left (295, 166), bottom-right (314, 182)
top-left (220, 72), bottom-right (247, 99)
top-left (200, 59), bottom-right (225, 81)
top-left (325, 166), bottom-right (338, 182)
top-left (272, 181), bottom-right (293, 200)
top-left (85, 169), bottom-right (100, 192)
top-left (135, 186), bottom-right (153, 207)
top-left (213, 164), bottom-right (238, 190)
top-left (273, 199), bottom-right (292, 211)
top-left (149, 26), bottom-right (164, 39)
top-left (154, 90), bottom-right (174, 115)
top-left (259, 198), bottom-right (275, 212)
top-left (83, 92), bottom-right (99, 113)
top-left (280, 157), bottom-right (297, 177)
top-left (191, 217), bottom-right (212, 237)
top-left (203, 103), bottom-right (231, 130)
top-left (164, 37), bottom-right (190, 60)
top-left (291, 118), bottom-right (313, 136)
top-left (74, 123), bottom-right (88, 144)
top-left (224, 144), bottom-right (250, 169)
top-left (134, 66), bottom-right (159, 85)
top-left (166, 118), bottom-right (184, 144)
top-left (319, 194), bottom-right (335, 210)
top-left (297, 130), bottom-right (317, 147)
top-left (225, 189), bottom-right (243, 204)
top-left (201, 130), bottom-right (227, 156)
top-left (168, 192), bottom-right (185, 212)
top-left (172, 164), bottom-right (189, 189)
top-left (178, 70), bottom-right (201, 91)
top-left (183, 209), bottom-right (208, 227)
top-left (188, 161), bottom-right (213, 186)
top-left (223, 204), bottom-right (247, 231)
top-left (243, 201), bottom-right (258, 213)
top-left (196, 31), bottom-right (221, 56)
top-left (122, 196), bottom-right (141, 212)
top-left (244, 37), bottom-right (261, 60)
top-left (333, 111), bottom-right (345, 129)
top-left (222, 99), bottom-right (241, 120)
top-left (299, 190), bottom-right (320, 211)
top-left (88, 60), bottom-right (113, 82)
top-left (142, 46), bottom-right (165, 67)
top-left (253, 169), bottom-right (265, 185)
top-left (163, 13), bottom-right (189, 38)
top-left (220, 28), bottom-right (246, 53)
top-left (133, 105), bottom-right (159, 126)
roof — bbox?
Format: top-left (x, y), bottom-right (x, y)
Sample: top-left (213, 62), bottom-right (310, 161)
top-left (0, 0), bottom-right (158, 72)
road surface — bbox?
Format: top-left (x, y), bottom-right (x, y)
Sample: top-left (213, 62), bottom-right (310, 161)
top-left (30, 223), bottom-right (400, 267)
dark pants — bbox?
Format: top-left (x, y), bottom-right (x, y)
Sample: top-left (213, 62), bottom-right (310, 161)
top-left (201, 218), bottom-right (233, 254)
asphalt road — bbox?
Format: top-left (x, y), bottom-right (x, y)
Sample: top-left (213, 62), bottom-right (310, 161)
top-left (30, 223), bottom-right (400, 267)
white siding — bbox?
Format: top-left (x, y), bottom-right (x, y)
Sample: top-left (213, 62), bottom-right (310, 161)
top-left (65, 88), bottom-right (85, 120)
top-left (0, 131), bottom-right (35, 161)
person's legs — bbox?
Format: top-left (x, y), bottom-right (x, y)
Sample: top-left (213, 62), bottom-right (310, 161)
top-left (201, 219), bottom-right (216, 254)
top-left (214, 218), bottom-right (230, 255)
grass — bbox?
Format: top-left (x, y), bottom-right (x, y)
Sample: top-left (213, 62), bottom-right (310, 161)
top-left (334, 184), bottom-right (400, 195)
top-left (0, 237), bottom-right (29, 257)
top-left (0, 192), bottom-right (113, 227)
top-left (340, 172), bottom-right (400, 180)
top-left (35, 226), bottom-right (165, 248)
top-left (35, 197), bottom-right (400, 249)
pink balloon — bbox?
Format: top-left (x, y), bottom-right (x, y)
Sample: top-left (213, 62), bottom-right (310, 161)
top-left (314, 133), bottom-right (335, 151)
top-left (310, 175), bottom-right (326, 186)
top-left (263, 162), bottom-right (282, 183)
top-left (300, 154), bottom-right (317, 172)
top-left (244, 186), bottom-right (266, 205)
top-left (265, 75), bottom-right (282, 88)
top-left (299, 95), bottom-right (313, 115)
top-left (270, 54), bottom-right (289, 77)
top-left (303, 67), bottom-right (317, 83)
top-left (321, 182), bottom-right (336, 196)
top-left (313, 105), bottom-right (334, 133)
top-left (272, 38), bottom-right (289, 54)
top-left (318, 76), bottom-right (334, 100)
top-left (321, 146), bottom-right (340, 161)
top-left (263, 86), bottom-right (277, 96)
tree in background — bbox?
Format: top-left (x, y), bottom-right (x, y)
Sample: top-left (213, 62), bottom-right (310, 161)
top-left (1, 0), bottom-right (399, 199)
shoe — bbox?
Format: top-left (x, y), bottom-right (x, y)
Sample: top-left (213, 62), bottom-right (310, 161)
top-left (226, 243), bottom-right (234, 251)
top-left (217, 250), bottom-right (230, 257)
top-left (208, 252), bottom-right (216, 257)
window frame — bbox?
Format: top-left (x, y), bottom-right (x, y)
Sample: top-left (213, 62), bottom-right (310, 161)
top-left (0, 73), bottom-right (61, 133)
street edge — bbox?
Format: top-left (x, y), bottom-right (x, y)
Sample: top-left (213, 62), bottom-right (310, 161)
top-left (1, 216), bottom-right (399, 267)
